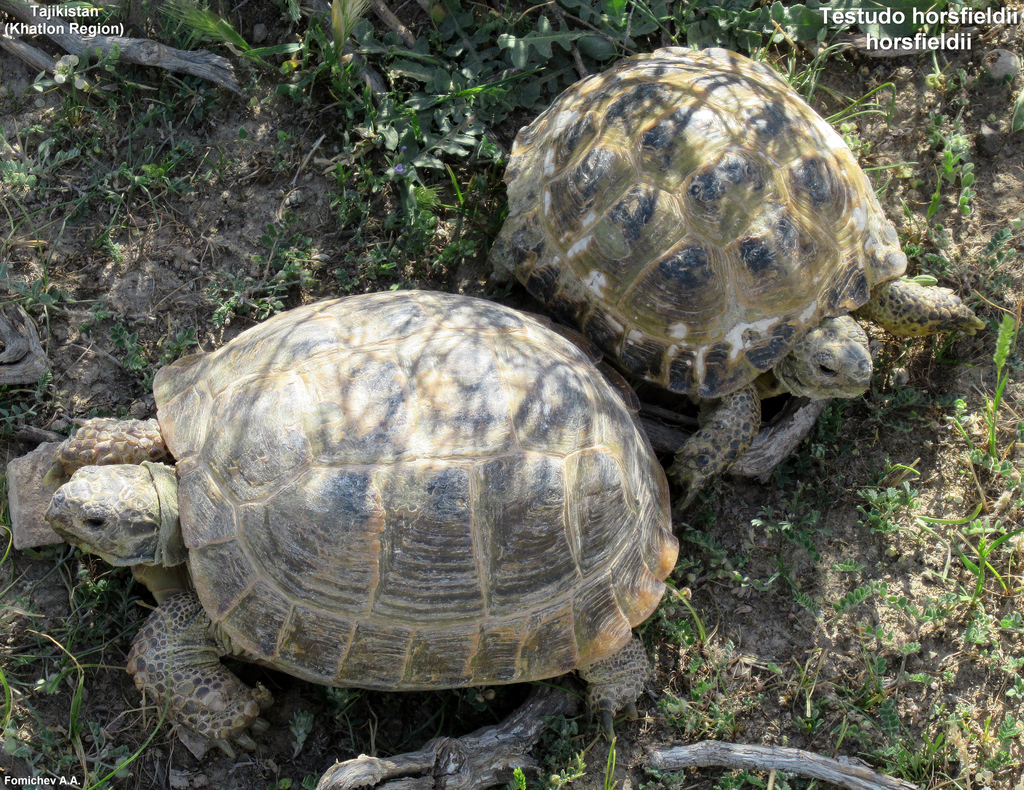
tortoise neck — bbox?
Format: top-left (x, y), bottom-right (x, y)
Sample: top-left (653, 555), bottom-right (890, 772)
top-left (142, 461), bottom-right (187, 567)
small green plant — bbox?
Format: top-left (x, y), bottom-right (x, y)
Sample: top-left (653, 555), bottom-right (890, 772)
top-left (507, 766), bottom-right (527, 790)
top-left (926, 111), bottom-right (975, 218)
top-left (290, 709), bottom-right (315, 757)
top-left (110, 322), bottom-right (148, 372)
top-left (537, 716), bottom-right (586, 790)
top-left (857, 481), bottom-right (918, 535)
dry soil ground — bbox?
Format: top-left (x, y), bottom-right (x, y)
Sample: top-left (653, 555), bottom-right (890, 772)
top-left (2, 4), bottom-right (1024, 790)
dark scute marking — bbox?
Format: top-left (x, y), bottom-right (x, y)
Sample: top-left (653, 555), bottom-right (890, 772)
top-left (826, 262), bottom-right (870, 311)
top-left (688, 153), bottom-right (762, 208)
top-left (608, 186), bottom-right (657, 245)
top-left (641, 122), bottom-right (673, 152)
top-left (658, 245), bottom-right (714, 289)
top-left (748, 100), bottom-right (790, 139)
top-left (525, 263), bottom-right (560, 303)
top-left (667, 350), bottom-right (698, 394)
top-left (699, 342), bottom-right (744, 399)
top-left (556, 115), bottom-right (597, 169)
top-left (688, 169), bottom-right (724, 205)
top-left (572, 147), bottom-right (616, 201)
top-left (739, 237), bottom-right (775, 273)
top-left (718, 156), bottom-right (756, 187)
top-left (606, 82), bottom-right (671, 122)
top-left (620, 337), bottom-right (663, 380)
top-left (790, 157), bottom-right (832, 207)
top-left (582, 310), bottom-right (622, 356)
top-left (744, 321), bottom-right (797, 371)
top-left (426, 466), bottom-right (470, 521)
top-left (549, 292), bottom-right (588, 327)
top-left (509, 227), bottom-right (544, 269)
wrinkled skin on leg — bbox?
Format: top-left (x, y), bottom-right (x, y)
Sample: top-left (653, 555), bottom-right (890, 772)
top-left (856, 279), bottom-right (985, 337)
top-left (43, 418), bottom-right (168, 486)
top-left (669, 383), bottom-right (761, 509)
top-left (127, 592), bottom-right (271, 756)
top-left (578, 636), bottom-right (651, 737)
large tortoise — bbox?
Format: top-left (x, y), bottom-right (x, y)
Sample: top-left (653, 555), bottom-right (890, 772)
top-left (45, 291), bottom-right (677, 758)
top-left (490, 47), bottom-right (984, 504)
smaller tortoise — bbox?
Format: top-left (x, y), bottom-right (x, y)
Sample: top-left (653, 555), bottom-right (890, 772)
top-left (45, 291), bottom-right (677, 756)
top-left (490, 47), bottom-right (984, 504)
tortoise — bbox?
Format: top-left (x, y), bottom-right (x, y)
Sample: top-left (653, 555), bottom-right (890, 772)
top-left (489, 46), bottom-right (984, 504)
top-left (44, 291), bottom-right (677, 754)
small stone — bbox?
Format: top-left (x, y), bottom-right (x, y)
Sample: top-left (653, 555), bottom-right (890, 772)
top-left (7, 443), bottom-right (64, 549)
top-left (984, 49), bottom-right (1020, 82)
top-left (889, 366), bottom-right (910, 388)
top-left (169, 770), bottom-right (189, 790)
top-left (976, 123), bottom-right (1001, 158)
top-left (252, 23), bottom-right (268, 43)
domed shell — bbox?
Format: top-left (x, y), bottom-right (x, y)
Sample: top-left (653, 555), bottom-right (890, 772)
top-left (491, 47), bottom-right (908, 399)
top-left (152, 291), bottom-right (676, 691)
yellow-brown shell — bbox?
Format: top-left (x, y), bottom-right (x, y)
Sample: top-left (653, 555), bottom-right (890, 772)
top-left (152, 291), bottom-right (676, 691)
top-left (491, 47), bottom-right (907, 399)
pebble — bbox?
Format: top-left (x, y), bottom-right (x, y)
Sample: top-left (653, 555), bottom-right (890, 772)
top-left (984, 49), bottom-right (1020, 82)
top-left (976, 123), bottom-right (1001, 158)
top-left (252, 23), bottom-right (268, 43)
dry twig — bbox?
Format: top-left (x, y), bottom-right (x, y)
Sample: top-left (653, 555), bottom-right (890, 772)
top-left (649, 741), bottom-right (921, 790)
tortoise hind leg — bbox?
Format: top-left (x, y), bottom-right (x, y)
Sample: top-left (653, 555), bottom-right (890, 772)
top-left (669, 383), bottom-right (761, 509)
top-left (127, 592), bottom-right (271, 756)
top-left (578, 635), bottom-right (650, 738)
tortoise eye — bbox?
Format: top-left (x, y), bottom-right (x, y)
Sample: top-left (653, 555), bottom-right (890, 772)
top-left (818, 364), bottom-right (838, 377)
top-left (84, 518), bottom-right (106, 530)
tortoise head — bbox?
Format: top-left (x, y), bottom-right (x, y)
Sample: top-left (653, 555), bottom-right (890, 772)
top-left (46, 463), bottom-right (184, 568)
top-left (774, 315), bottom-right (873, 400)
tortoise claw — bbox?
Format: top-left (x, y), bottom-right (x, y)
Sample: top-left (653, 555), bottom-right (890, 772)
top-left (599, 703), bottom-right (615, 740)
top-left (214, 737), bottom-right (238, 758)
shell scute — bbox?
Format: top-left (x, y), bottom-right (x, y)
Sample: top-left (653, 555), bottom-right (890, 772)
top-left (277, 605), bottom-right (355, 683)
top-left (341, 620), bottom-right (414, 687)
top-left (189, 539), bottom-right (253, 621)
top-left (405, 625), bottom-right (479, 686)
top-left (400, 331), bottom-right (514, 458)
top-left (299, 351), bottom-right (408, 465)
top-left (199, 374), bottom-right (313, 501)
top-left (372, 462), bottom-right (483, 624)
top-left (242, 467), bottom-right (386, 614)
top-left (475, 453), bottom-right (576, 615)
top-left (229, 580), bottom-right (292, 660)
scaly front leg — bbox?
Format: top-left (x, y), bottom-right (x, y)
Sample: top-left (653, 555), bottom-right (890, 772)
top-left (127, 592), bottom-right (271, 755)
top-left (43, 418), bottom-right (168, 485)
top-left (669, 382), bottom-right (761, 509)
top-left (856, 279), bottom-right (984, 337)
